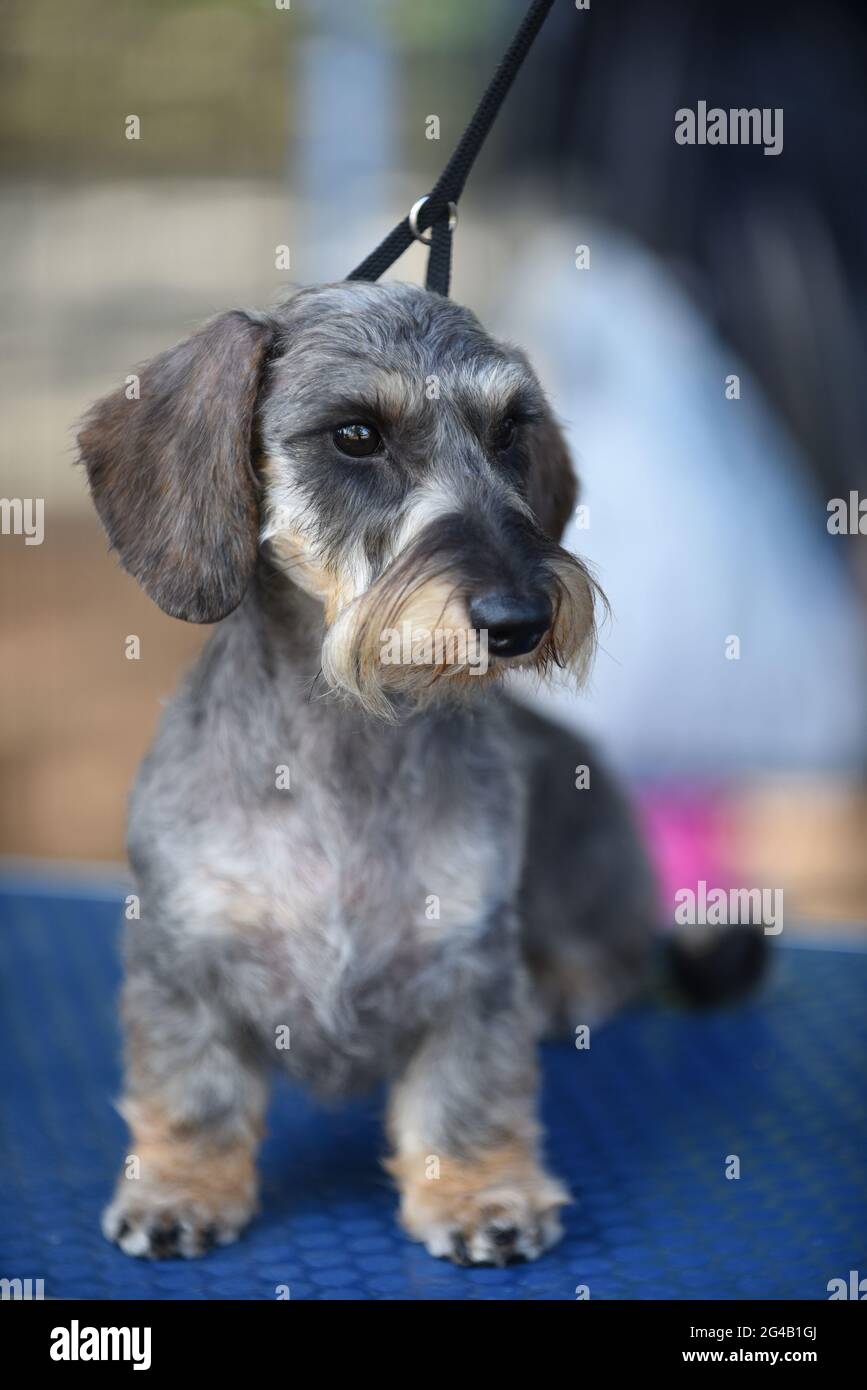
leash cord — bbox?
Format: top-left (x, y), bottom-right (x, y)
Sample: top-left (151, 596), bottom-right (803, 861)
top-left (346, 0), bottom-right (556, 296)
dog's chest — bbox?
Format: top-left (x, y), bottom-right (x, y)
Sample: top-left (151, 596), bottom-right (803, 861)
top-left (246, 758), bottom-right (508, 969)
top-left (183, 722), bottom-right (524, 1082)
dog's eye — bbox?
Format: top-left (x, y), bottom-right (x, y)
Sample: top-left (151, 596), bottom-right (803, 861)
top-left (493, 417), bottom-right (517, 452)
top-left (332, 423), bottom-right (383, 458)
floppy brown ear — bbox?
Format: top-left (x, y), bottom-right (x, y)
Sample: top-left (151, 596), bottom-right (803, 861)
top-left (78, 310), bottom-right (273, 623)
top-left (526, 413), bottom-right (578, 543)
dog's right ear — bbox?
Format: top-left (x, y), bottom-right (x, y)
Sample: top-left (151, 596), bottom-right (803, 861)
top-left (78, 310), bottom-right (274, 623)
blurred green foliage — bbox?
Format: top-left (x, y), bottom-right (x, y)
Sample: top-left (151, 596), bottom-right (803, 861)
top-left (0, 0), bottom-right (294, 175)
top-left (0, 0), bottom-right (499, 177)
top-left (390, 0), bottom-right (502, 48)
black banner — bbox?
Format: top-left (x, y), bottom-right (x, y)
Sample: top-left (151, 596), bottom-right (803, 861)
top-left (4, 1298), bottom-right (863, 1374)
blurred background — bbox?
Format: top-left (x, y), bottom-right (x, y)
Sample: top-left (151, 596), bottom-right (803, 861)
top-left (1, 0), bottom-right (865, 929)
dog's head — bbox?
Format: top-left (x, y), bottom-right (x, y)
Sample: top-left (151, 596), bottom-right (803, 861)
top-left (80, 281), bottom-right (599, 716)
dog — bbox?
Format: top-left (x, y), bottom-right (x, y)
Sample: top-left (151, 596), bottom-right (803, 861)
top-left (78, 280), bottom-right (746, 1266)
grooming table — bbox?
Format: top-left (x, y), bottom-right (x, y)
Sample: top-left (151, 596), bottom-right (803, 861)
top-left (1, 880), bottom-right (864, 1300)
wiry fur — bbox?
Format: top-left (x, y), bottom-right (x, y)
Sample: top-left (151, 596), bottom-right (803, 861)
top-left (80, 281), bottom-right (658, 1266)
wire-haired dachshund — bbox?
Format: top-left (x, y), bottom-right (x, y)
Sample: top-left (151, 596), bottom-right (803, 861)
top-left (80, 281), bottom-right (662, 1265)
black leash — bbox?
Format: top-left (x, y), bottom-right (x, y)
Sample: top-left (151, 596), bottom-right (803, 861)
top-left (346, 0), bottom-right (556, 297)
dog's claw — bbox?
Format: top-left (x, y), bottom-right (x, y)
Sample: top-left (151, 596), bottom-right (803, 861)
top-left (450, 1232), bottom-right (471, 1266)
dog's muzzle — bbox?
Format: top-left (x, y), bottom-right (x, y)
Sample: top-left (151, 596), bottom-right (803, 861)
top-left (319, 503), bottom-right (600, 718)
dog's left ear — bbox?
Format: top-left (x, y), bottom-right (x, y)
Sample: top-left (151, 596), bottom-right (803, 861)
top-left (78, 310), bottom-right (274, 623)
top-left (525, 413), bottom-right (577, 543)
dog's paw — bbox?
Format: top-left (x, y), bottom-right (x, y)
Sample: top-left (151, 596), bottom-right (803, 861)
top-left (422, 1189), bottom-right (566, 1266)
top-left (390, 1149), bottom-right (569, 1266)
top-left (102, 1183), bottom-right (255, 1260)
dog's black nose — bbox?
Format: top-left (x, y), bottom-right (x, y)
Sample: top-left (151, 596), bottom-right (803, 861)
top-left (469, 592), bottom-right (552, 657)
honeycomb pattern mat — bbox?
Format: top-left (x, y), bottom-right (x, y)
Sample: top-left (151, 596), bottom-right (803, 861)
top-left (1, 883), bottom-right (865, 1300)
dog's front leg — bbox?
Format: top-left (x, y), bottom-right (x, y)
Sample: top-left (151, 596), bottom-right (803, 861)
top-left (386, 977), bottom-right (569, 1265)
top-left (102, 964), bottom-right (268, 1259)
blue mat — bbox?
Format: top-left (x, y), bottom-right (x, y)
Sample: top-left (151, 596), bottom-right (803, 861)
top-left (1, 882), bottom-right (865, 1300)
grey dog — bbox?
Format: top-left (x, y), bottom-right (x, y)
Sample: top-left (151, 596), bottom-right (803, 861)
top-left (79, 280), bottom-right (727, 1266)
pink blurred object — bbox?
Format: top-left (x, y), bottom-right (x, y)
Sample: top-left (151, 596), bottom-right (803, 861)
top-left (635, 786), bottom-right (737, 929)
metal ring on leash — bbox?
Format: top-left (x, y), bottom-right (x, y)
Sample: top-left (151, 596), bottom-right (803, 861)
top-left (408, 196), bottom-right (458, 246)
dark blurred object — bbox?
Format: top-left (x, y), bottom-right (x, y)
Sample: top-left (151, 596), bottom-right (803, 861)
top-left (498, 0), bottom-right (867, 504)
top-left (667, 925), bottom-right (770, 1007)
